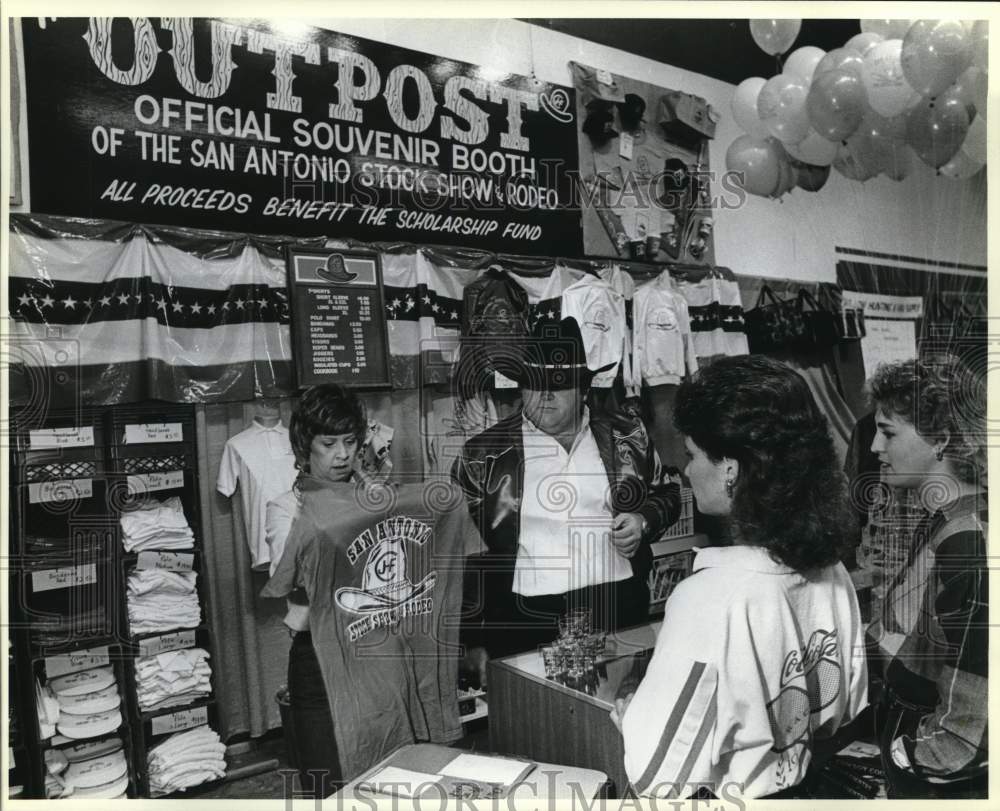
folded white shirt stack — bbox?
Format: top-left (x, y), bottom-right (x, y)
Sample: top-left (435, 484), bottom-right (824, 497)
top-left (127, 570), bottom-right (202, 635)
top-left (120, 496), bottom-right (195, 552)
top-left (44, 736), bottom-right (129, 799)
top-left (147, 725), bottom-right (226, 796)
top-left (135, 648), bottom-right (212, 712)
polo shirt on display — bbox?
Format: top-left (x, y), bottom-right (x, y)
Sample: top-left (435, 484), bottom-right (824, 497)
top-left (217, 418), bottom-right (298, 570)
top-left (262, 477), bottom-right (480, 781)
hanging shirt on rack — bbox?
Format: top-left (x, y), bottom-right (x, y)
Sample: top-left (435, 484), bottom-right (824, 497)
top-left (633, 273), bottom-right (699, 386)
top-left (560, 275), bottom-right (628, 388)
top-left (217, 418), bottom-right (297, 571)
top-left (671, 272), bottom-right (749, 360)
top-left (262, 477), bottom-right (482, 781)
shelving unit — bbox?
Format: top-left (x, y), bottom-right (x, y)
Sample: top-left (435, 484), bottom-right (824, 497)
top-left (648, 487), bottom-right (700, 617)
top-left (8, 403), bottom-right (225, 799)
top-left (9, 407), bottom-right (134, 799)
top-left (104, 404), bottom-right (223, 798)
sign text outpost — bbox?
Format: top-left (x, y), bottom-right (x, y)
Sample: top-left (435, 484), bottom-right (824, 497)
top-left (22, 18), bottom-right (581, 253)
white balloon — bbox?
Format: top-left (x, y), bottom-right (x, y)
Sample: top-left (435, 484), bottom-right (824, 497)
top-left (785, 128), bottom-right (839, 165)
top-left (846, 32), bottom-right (885, 57)
top-left (785, 46), bottom-right (827, 83)
top-left (939, 149), bottom-right (985, 179)
top-left (863, 39), bottom-right (919, 117)
top-left (731, 77), bottom-right (770, 139)
top-left (962, 114), bottom-right (987, 164)
top-left (757, 74), bottom-right (811, 144)
top-left (860, 20), bottom-right (913, 40)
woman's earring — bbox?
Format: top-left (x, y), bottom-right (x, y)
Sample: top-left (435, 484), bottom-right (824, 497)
top-left (725, 478), bottom-right (734, 498)
top-left (935, 445), bottom-right (945, 462)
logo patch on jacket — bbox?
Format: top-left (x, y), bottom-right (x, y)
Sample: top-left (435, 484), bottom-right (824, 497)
top-left (767, 629), bottom-right (842, 752)
top-left (336, 517), bottom-right (437, 641)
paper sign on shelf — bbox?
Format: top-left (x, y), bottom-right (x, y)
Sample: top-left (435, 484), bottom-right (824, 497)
top-left (32, 564), bottom-right (98, 593)
top-left (841, 291), bottom-right (924, 320)
top-left (136, 551), bottom-right (194, 573)
top-left (151, 706), bottom-right (208, 736)
top-left (139, 630), bottom-right (196, 658)
top-left (124, 423), bottom-right (183, 444)
top-left (126, 470), bottom-right (184, 494)
top-left (28, 478), bottom-right (93, 504)
top-left (45, 646), bottom-right (111, 679)
top-left (28, 427), bottom-right (95, 449)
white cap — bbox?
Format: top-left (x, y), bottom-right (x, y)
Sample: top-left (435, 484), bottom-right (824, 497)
top-left (49, 666), bottom-right (115, 697)
top-left (58, 684), bottom-right (121, 716)
top-left (56, 707), bottom-right (122, 740)
top-left (71, 773), bottom-right (129, 799)
top-left (64, 750), bottom-right (128, 789)
top-left (60, 736), bottom-right (124, 764)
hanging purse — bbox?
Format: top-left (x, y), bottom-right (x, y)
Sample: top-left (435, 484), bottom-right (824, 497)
top-left (744, 285), bottom-right (809, 354)
top-left (798, 288), bottom-right (840, 349)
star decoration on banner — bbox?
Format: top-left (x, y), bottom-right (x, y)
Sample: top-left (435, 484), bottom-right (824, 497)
top-left (431, 303), bottom-right (440, 313)
top-left (422, 295), bottom-right (431, 305)
top-left (38, 294), bottom-right (54, 309)
top-left (222, 301), bottom-right (230, 311)
top-left (17, 293), bottom-right (33, 307)
top-left (235, 298), bottom-right (245, 310)
top-left (450, 310), bottom-right (458, 321)
top-left (190, 302), bottom-right (202, 315)
top-left (61, 296), bottom-right (77, 310)
top-left (258, 298), bottom-right (268, 310)
top-left (405, 297), bottom-right (415, 312)
top-left (391, 298), bottom-right (401, 309)
top-left (83, 298), bottom-right (93, 309)
top-left (117, 293), bottom-right (130, 306)
top-left (546, 310), bottom-right (556, 319)
top-left (99, 295), bottom-right (112, 307)
top-left (156, 298), bottom-right (168, 313)
top-left (172, 301), bottom-right (184, 314)
top-left (207, 304), bottom-right (217, 315)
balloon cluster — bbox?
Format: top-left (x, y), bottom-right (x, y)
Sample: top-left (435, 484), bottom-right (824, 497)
top-left (728, 19), bottom-right (988, 199)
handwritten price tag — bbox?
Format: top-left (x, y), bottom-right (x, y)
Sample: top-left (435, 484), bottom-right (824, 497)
top-left (136, 551), bottom-right (194, 572)
top-left (29, 427), bottom-right (95, 449)
top-left (124, 423), bottom-right (183, 444)
top-left (151, 706), bottom-right (208, 736)
top-left (32, 564), bottom-right (98, 593)
top-left (127, 470), bottom-right (184, 494)
top-left (139, 630), bottom-right (196, 658)
top-left (45, 646), bottom-right (111, 679)
top-left (28, 478), bottom-right (93, 504)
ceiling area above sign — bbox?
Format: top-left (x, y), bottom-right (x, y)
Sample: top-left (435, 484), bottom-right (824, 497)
top-left (526, 19), bottom-right (863, 86)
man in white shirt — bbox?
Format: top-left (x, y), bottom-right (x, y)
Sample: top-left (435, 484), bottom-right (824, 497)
top-left (452, 317), bottom-right (680, 683)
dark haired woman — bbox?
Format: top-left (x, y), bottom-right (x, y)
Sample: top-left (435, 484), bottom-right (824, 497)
top-left (613, 355), bottom-right (868, 799)
top-left (264, 384), bottom-right (366, 798)
top-left (866, 357), bottom-right (987, 798)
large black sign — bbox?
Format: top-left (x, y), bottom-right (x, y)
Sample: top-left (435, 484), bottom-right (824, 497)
top-left (21, 18), bottom-right (582, 254)
top-left (287, 248), bottom-right (390, 387)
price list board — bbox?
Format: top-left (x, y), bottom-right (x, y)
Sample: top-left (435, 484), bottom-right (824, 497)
top-left (286, 249), bottom-right (391, 387)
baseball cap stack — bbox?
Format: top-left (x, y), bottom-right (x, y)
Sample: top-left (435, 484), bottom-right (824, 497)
top-left (44, 736), bottom-right (129, 799)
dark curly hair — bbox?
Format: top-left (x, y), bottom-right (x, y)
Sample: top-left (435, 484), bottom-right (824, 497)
top-left (673, 355), bottom-right (854, 572)
top-left (289, 384), bottom-right (366, 475)
top-left (867, 355), bottom-right (986, 486)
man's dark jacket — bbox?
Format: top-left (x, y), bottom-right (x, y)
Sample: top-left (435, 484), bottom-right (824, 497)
top-left (451, 409), bottom-right (680, 657)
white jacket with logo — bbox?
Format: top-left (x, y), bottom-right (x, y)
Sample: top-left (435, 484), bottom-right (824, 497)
top-left (621, 545), bottom-right (868, 799)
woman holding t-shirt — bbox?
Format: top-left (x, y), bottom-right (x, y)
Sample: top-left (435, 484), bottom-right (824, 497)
top-left (264, 384), bottom-right (366, 799)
